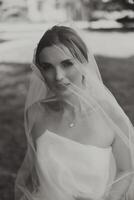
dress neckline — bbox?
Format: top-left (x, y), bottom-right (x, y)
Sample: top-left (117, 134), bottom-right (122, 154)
top-left (37, 129), bottom-right (112, 151)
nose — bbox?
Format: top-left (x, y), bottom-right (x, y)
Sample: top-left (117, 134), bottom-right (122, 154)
top-left (55, 66), bottom-right (64, 82)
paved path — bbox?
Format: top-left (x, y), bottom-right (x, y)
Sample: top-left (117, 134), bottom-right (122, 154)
top-left (0, 23), bottom-right (134, 64)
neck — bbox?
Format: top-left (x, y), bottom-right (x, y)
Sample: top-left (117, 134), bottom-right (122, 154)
top-left (58, 92), bottom-right (84, 116)
top-left (54, 83), bottom-right (87, 114)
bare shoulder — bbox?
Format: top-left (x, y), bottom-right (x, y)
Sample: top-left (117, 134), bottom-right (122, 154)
top-left (28, 103), bottom-right (47, 141)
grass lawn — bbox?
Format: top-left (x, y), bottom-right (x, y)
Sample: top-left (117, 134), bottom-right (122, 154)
top-left (0, 55), bottom-right (134, 200)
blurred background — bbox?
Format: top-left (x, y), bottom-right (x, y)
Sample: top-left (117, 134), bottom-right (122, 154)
top-left (0, 0), bottom-right (134, 199)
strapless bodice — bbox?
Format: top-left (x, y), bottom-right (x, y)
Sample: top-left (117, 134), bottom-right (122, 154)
top-left (35, 130), bottom-right (116, 200)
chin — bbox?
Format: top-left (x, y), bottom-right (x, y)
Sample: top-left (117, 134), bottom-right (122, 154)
top-left (56, 90), bottom-right (73, 98)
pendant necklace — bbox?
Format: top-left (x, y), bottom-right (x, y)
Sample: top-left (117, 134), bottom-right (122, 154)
top-left (69, 122), bottom-right (75, 128)
top-left (68, 112), bottom-right (76, 128)
top-left (64, 112), bottom-right (75, 128)
top-left (62, 104), bottom-right (76, 128)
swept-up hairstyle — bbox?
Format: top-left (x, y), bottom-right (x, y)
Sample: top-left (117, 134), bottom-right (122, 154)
top-left (35, 25), bottom-right (88, 67)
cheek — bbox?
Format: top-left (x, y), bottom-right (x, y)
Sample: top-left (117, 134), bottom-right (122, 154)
top-left (42, 70), bottom-right (54, 83)
top-left (40, 71), bottom-right (54, 90)
top-left (67, 67), bottom-right (82, 83)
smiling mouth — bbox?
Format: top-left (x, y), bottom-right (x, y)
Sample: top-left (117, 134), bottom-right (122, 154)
top-left (56, 83), bottom-right (70, 91)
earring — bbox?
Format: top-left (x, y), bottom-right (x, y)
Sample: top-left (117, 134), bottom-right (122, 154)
top-left (82, 75), bottom-right (85, 84)
top-left (82, 74), bottom-right (87, 88)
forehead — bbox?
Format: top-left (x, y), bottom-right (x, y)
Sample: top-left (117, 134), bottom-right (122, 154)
top-left (39, 44), bottom-right (74, 64)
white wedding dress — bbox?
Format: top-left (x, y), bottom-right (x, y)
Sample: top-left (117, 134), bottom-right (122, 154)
top-left (33, 130), bottom-right (117, 200)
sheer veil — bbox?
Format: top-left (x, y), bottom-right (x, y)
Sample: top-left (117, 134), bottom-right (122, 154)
top-left (15, 23), bottom-right (134, 200)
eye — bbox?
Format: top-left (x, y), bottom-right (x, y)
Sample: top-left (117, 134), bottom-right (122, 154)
top-left (62, 60), bottom-right (74, 68)
top-left (41, 63), bottom-right (53, 71)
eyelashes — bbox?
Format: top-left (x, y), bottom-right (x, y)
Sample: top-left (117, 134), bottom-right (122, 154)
top-left (41, 61), bottom-right (74, 71)
top-left (62, 61), bottom-right (74, 68)
top-left (41, 64), bottom-right (53, 71)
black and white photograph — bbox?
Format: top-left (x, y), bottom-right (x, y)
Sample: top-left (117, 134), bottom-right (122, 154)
top-left (1, 1), bottom-right (134, 200)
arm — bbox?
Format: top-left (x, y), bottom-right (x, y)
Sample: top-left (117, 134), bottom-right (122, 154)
top-left (105, 130), bottom-right (133, 200)
top-left (26, 103), bottom-right (47, 142)
top-left (98, 98), bottom-right (134, 200)
top-left (75, 139), bottom-right (133, 200)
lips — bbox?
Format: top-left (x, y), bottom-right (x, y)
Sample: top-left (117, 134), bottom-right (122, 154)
top-left (56, 83), bottom-right (70, 90)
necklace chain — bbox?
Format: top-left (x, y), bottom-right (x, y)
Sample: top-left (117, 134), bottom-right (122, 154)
top-left (69, 122), bottom-right (75, 128)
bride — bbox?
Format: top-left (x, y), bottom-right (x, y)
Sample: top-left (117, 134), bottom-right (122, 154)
top-left (15, 25), bottom-right (134, 200)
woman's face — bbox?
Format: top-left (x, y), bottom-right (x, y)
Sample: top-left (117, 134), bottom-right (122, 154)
top-left (38, 44), bottom-right (85, 98)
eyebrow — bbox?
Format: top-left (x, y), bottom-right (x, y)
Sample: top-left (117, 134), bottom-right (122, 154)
top-left (40, 59), bottom-right (73, 66)
top-left (61, 59), bottom-right (73, 64)
top-left (41, 62), bottom-right (53, 66)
